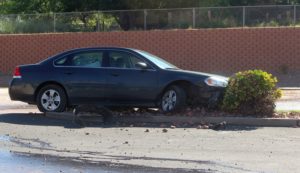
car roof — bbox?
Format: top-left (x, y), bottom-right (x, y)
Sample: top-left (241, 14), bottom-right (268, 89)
top-left (65, 47), bottom-right (137, 52)
top-left (39, 47), bottom-right (144, 65)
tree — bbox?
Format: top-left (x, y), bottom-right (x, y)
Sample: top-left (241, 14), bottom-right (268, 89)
top-left (0, 0), bottom-right (64, 14)
top-left (228, 0), bottom-right (299, 6)
top-left (1, 0), bottom-right (300, 31)
top-left (2, 0), bottom-right (300, 14)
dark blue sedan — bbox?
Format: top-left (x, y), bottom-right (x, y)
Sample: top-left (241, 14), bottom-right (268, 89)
top-left (9, 47), bottom-right (228, 113)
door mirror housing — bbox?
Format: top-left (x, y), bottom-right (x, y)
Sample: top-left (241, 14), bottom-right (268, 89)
top-left (135, 62), bottom-right (148, 69)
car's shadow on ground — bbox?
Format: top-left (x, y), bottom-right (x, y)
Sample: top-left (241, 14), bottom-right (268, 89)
top-left (0, 113), bottom-right (259, 131)
top-left (0, 113), bottom-right (82, 128)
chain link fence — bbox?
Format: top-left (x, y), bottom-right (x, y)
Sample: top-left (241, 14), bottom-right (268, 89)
top-left (0, 5), bottom-right (300, 34)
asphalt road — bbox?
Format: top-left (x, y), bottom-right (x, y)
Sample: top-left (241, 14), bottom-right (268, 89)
top-left (1, 89), bottom-right (300, 173)
top-left (1, 113), bottom-right (300, 173)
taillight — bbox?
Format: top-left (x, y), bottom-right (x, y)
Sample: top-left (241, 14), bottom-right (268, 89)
top-left (13, 66), bottom-right (22, 78)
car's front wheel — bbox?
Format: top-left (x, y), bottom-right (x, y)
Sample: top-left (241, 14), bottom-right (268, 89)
top-left (160, 85), bottom-right (186, 113)
top-left (36, 84), bottom-right (67, 112)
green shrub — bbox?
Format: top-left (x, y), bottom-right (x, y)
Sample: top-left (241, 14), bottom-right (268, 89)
top-left (222, 70), bottom-right (282, 116)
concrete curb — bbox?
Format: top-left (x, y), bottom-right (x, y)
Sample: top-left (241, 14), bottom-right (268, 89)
top-left (46, 112), bottom-right (104, 123)
top-left (280, 87), bottom-right (300, 90)
top-left (46, 112), bottom-right (300, 127)
top-left (115, 116), bottom-right (300, 127)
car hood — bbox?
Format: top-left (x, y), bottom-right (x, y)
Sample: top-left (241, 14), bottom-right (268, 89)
top-left (174, 69), bottom-right (229, 80)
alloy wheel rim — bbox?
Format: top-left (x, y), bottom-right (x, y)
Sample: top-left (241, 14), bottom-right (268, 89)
top-left (41, 89), bottom-right (61, 111)
top-left (162, 90), bottom-right (177, 111)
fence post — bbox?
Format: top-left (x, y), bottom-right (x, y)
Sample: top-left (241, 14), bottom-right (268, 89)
top-left (97, 11), bottom-right (100, 32)
top-left (144, 9), bottom-right (147, 30)
top-left (242, 6), bottom-right (246, 27)
top-left (294, 5), bottom-right (296, 26)
top-left (53, 13), bottom-right (56, 32)
top-left (192, 8), bottom-right (196, 28)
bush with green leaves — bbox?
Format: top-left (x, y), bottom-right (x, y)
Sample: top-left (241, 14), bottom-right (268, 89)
top-left (222, 70), bottom-right (282, 116)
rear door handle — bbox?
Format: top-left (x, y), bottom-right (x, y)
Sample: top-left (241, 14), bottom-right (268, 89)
top-left (64, 72), bottom-right (73, 75)
top-left (110, 73), bottom-right (119, 77)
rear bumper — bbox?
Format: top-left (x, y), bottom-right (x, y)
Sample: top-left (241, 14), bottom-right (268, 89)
top-left (9, 78), bottom-right (35, 104)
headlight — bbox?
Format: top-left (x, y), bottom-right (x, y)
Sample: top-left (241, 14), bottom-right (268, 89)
top-left (204, 76), bottom-right (228, 87)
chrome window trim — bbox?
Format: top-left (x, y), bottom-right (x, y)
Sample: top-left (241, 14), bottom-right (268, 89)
top-left (52, 48), bottom-right (157, 71)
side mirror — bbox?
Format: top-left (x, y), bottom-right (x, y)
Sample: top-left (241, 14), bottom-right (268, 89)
top-left (135, 62), bottom-right (148, 69)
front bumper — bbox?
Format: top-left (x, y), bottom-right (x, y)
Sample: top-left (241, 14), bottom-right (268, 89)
top-left (189, 85), bottom-right (225, 108)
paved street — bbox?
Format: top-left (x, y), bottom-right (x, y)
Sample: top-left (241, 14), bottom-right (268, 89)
top-left (275, 90), bottom-right (300, 111)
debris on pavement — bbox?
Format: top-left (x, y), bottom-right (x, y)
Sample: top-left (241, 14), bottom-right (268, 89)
top-left (162, 129), bottom-right (168, 133)
top-left (210, 121), bottom-right (227, 130)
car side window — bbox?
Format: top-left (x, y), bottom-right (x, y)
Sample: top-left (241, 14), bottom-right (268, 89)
top-left (108, 51), bottom-right (146, 69)
top-left (55, 51), bottom-right (104, 67)
top-left (55, 57), bottom-right (68, 65)
top-left (71, 52), bottom-right (104, 67)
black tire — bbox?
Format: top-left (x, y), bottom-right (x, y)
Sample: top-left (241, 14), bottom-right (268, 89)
top-left (160, 85), bottom-right (186, 113)
top-left (36, 84), bottom-right (67, 112)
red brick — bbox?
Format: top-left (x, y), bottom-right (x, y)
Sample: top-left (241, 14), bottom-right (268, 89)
top-left (1, 28), bottom-right (300, 75)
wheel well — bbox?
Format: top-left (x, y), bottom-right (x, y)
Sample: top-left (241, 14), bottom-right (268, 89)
top-left (159, 80), bottom-right (196, 101)
top-left (34, 81), bottom-right (69, 103)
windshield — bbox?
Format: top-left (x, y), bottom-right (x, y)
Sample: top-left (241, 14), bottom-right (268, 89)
top-left (135, 50), bottom-right (179, 69)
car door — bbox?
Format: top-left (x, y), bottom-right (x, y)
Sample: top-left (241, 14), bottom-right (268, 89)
top-left (106, 50), bottom-right (159, 104)
top-left (54, 50), bottom-right (109, 104)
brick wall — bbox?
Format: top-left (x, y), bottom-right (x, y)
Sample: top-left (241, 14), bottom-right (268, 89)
top-left (1, 28), bottom-right (300, 75)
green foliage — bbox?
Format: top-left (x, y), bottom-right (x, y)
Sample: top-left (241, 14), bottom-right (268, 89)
top-left (253, 19), bottom-right (294, 27)
top-left (0, 0), bottom-right (220, 14)
top-left (0, 0), bottom-right (64, 14)
top-left (256, 20), bottom-right (280, 27)
top-left (197, 17), bottom-right (240, 28)
top-left (2, 0), bottom-right (300, 16)
top-left (1, 0), bottom-right (300, 32)
top-left (0, 14), bottom-right (54, 33)
top-left (222, 70), bottom-right (282, 116)
top-left (2, 0), bottom-right (299, 15)
top-left (54, 12), bottom-right (122, 32)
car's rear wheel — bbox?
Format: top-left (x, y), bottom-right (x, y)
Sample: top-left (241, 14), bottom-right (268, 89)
top-left (36, 84), bottom-right (67, 112)
top-left (160, 85), bottom-right (186, 113)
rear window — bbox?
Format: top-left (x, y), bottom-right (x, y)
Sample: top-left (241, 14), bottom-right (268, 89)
top-left (54, 51), bottom-right (104, 67)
